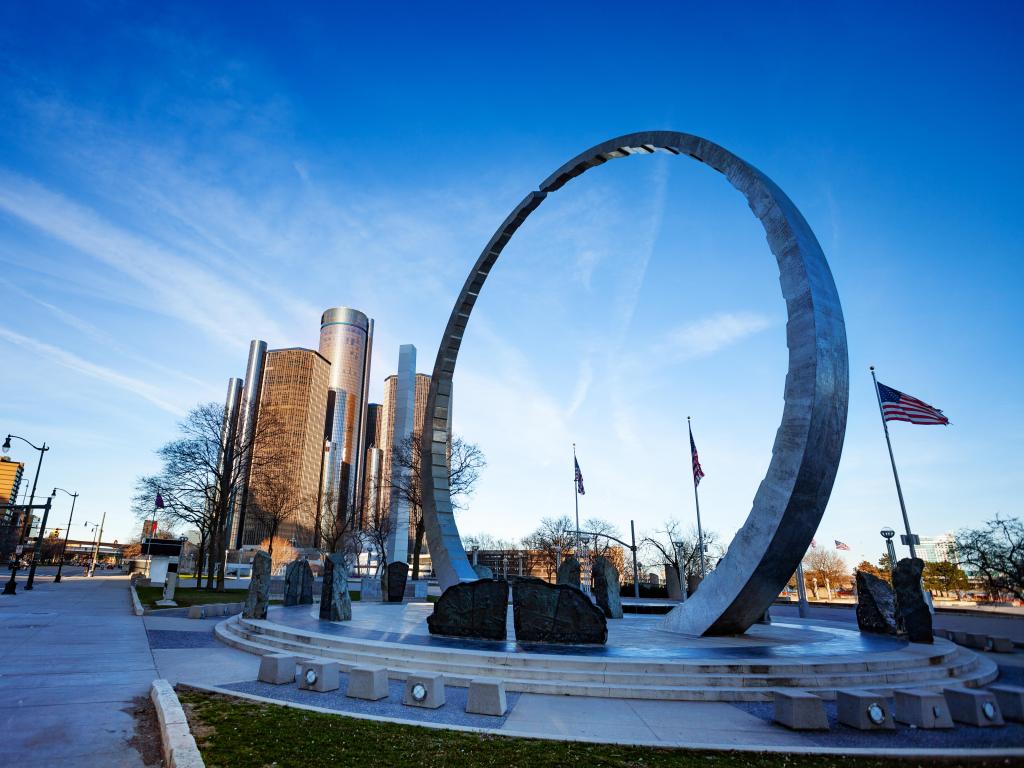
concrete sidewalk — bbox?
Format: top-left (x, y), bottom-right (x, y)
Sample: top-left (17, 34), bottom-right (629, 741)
top-left (0, 573), bottom-right (157, 767)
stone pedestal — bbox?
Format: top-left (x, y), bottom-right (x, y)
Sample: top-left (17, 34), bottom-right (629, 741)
top-left (944, 687), bottom-right (1004, 726)
top-left (319, 553), bottom-right (351, 622)
top-left (556, 556), bottom-right (580, 588)
top-left (512, 579), bottom-right (607, 644)
top-left (386, 561), bottom-right (409, 603)
top-left (346, 666), bottom-right (389, 701)
top-left (466, 679), bottom-right (507, 716)
top-left (855, 570), bottom-right (899, 635)
top-left (836, 690), bottom-right (894, 730)
top-left (893, 558), bottom-right (933, 643)
top-left (243, 551), bottom-right (272, 620)
top-left (258, 654), bottom-right (297, 685)
top-left (403, 672), bottom-right (445, 709)
top-left (591, 556), bottom-right (623, 619)
top-left (298, 659), bottom-right (340, 693)
top-left (773, 691), bottom-right (829, 730)
top-left (990, 685), bottom-right (1024, 722)
top-left (427, 579), bottom-right (509, 640)
top-left (893, 689), bottom-right (953, 729)
top-left (361, 577), bottom-right (382, 602)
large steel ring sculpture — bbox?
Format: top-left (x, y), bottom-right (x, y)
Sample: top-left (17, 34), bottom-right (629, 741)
top-left (420, 131), bottom-right (849, 636)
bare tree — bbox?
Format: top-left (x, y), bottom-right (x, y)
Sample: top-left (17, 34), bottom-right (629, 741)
top-left (522, 515), bottom-right (576, 581)
top-left (260, 536), bottom-right (298, 575)
top-left (955, 516), bottom-right (1024, 601)
top-left (640, 519), bottom-right (723, 593)
top-left (387, 434), bottom-right (485, 580)
top-left (315, 485), bottom-right (361, 566)
top-left (246, 462), bottom-right (303, 560)
top-left (363, 495), bottom-right (392, 578)
top-left (803, 549), bottom-right (848, 600)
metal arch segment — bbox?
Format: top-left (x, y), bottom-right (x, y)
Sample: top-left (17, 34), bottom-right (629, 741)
top-left (420, 131), bottom-right (848, 636)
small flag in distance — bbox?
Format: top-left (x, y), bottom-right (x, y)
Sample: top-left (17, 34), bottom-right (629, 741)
top-left (835, 539), bottom-right (850, 551)
top-left (155, 492), bottom-right (164, 509)
top-left (689, 424), bottom-right (705, 487)
top-left (877, 382), bottom-right (950, 426)
top-left (574, 457), bottom-right (585, 496)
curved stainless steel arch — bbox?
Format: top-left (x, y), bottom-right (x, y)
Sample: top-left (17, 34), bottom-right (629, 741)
top-left (420, 131), bottom-right (849, 636)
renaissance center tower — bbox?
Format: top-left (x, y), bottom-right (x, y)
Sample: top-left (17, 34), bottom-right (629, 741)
top-left (318, 307), bottom-right (374, 527)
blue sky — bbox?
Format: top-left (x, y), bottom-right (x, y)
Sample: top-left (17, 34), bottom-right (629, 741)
top-left (1, 2), bottom-right (1021, 568)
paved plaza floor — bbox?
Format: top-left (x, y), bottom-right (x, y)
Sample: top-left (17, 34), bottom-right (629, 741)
top-left (0, 571), bottom-right (157, 768)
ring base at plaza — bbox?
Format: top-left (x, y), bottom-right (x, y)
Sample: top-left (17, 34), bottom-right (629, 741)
top-left (215, 603), bottom-right (996, 703)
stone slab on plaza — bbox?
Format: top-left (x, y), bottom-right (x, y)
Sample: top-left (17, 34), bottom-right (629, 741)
top-left (386, 561), bottom-right (409, 603)
top-left (466, 678), bottom-right (507, 716)
top-left (320, 553), bottom-right (351, 622)
top-left (472, 564), bottom-right (494, 579)
top-left (944, 687), bottom-right (1004, 726)
top-left (283, 558), bottom-right (310, 607)
top-left (556, 556), bottom-right (581, 588)
top-left (894, 689), bottom-right (954, 729)
top-left (772, 690), bottom-right (829, 730)
top-left (258, 653), bottom-right (296, 685)
top-left (591, 555), bottom-right (623, 619)
top-left (361, 577), bottom-right (382, 602)
top-left (836, 689), bottom-right (895, 730)
top-left (512, 579), bottom-right (607, 644)
top-left (243, 550), bottom-right (272, 620)
top-left (855, 570), bottom-right (899, 635)
top-left (346, 666), bottom-right (389, 701)
top-left (298, 659), bottom-right (340, 693)
top-left (893, 558), bottom-right (933, 643)
top-left (427, 579), bottom-right (508, 640)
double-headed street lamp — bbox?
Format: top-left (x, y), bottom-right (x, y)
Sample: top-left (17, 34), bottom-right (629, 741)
top-left (51, 487), bottom-right (79, 583)
top-left (3, 434), bottom-right (49, 541)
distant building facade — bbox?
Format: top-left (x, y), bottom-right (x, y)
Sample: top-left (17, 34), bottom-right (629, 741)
top-left (241, 347), bottom-right (330, 548)
top-left (318, 307), bottom-right (374, 527)
top-left (918, 533), bottom-right (957, 564)
top-left (0, 457), bottom-right (24, 507)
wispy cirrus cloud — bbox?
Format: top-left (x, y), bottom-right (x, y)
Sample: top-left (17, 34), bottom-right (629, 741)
top-left (661, 311), bottom-right (775, 360)
top-left (0, 326), bottom-right (186, 415)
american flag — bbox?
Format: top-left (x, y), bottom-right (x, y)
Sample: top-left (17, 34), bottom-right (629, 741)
top-left (574, 457), bottom-right (585, 495)
top-left (877, 382), bottom-right (950, 426)
top-left (689, 426), bottom-right (705, 487)
top-left (155, 492), bottom-right (164, 509)
top-left (835, 539), bottom-right (850, 551)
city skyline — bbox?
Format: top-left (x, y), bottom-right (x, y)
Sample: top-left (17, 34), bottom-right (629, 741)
top-left (0, 4), bottom-right (1020, 571)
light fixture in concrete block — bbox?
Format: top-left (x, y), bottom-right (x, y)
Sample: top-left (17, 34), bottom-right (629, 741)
top-left (298, 659), bottom-right (340, 693)
top-left (836, 690), bottom-right (894, 730)
top-left (990, 636), bottom-right (1014, 653)
top-left (403, 672), bottom-right (445, 709)
top-left (990, 686), bottom-right (1024, 722)
top-left (944, 687), bottom-right (1004, 726)
top-left (258, 653), bottom-right (297, 685)
top-left (893, 689), bottom-right (953, 729)
top-left (773, 690), bottom-right (829, 730)
top-left (346, 666), bottom-right (389, 701)
top-left (466, 678), bottom-right (507, 716)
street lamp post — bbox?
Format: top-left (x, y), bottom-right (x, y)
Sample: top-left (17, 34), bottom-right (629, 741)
top-left (672, 540), bottom-right (686, 603)
top-left (880, 527), bottom-right (897, 580)
top-left (51, 488), bottom-right (79, 583)
top-left (88, 510), bottom-right (107, 576)
top-left (3, 435), bottom-right (50, 590)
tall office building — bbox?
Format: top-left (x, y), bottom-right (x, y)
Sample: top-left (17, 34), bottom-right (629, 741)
top-left (318, 307), bottom-right (374, 527)
top-left (918, 533), bottom-right (957, 564)
top-left (0, 457), bottom-right (24, 508)
top-left (241, 348), bottom-right (330, 548)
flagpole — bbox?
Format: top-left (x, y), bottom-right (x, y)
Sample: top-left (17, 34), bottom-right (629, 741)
top-left (573, 443), bottom-right (580, 555)
top-left (688, 417), bottom-right (707, 580)
top-left (870, 366), bottom-right (917, 559)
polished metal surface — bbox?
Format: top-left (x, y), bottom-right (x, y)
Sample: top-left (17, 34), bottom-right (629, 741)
top-left (385, 344), bottom-right (417, 564)
top-left (420, 131), bottom-right (849, 636)
top-left (231, 339), bottom-right (267, 548)
top-left (218, 377), bottom-right (243, 543)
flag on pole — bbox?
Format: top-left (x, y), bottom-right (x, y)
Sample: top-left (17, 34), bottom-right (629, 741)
top-left (689, 428), bottom-right (705, 487)
top-left (574, 458), bottom-right (585, 495)
top-left (835, 539), bottom-right (850, 551)
top-left (155, 492), bottom-right (164, 509)
top-left (876, 382), bottom-right (950, 426)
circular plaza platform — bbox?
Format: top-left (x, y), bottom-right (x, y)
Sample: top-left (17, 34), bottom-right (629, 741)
top-left (215, 601), bottom-right (997, 702)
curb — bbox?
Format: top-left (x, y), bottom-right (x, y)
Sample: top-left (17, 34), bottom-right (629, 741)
top-left (129, 583), bottom-right (145, 616)
top-left (182, 682), bottom-right (1024, 760)
top-left (151, 679), bottom-right (205, 768)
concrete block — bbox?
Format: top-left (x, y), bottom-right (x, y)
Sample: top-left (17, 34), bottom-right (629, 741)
top-left (773, 690), bottom-right (829, 730)
top-left (893, 689), bottom-right (953, 729)
top-left (346, 666), bottom-right (389, 700)
top-left (836, 689), bottom-right (895, 730)
top-left (933, 628), bottom-right (950, 639)
top-left (466, 678), bottom-right (507, 716)
top-left (989, 636), bottom-right (1014, 653)
top-left (950, 630), bottom-right (969, 645)
top-left (964, 632), bottom-right (989, 650)
top-left (187, 605), bottom-right (204, 619)
top-left (298, 659), bottom-right (339, 692)
top-left (944, 687), bottom-right (1004, 726)
top-left (988, 686), bottom-right (1024, 722)
top-left (258, 653), bottom-right (296, 685)
top-left (403, 672), bottom-right (445, 709)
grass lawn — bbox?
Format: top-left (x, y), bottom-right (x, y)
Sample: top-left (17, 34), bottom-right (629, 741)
top-left (135, 586), bottom-right (260, 609)
top-left (178, 689), bottom-right (994, 768)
